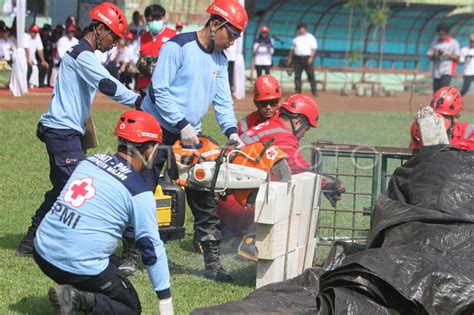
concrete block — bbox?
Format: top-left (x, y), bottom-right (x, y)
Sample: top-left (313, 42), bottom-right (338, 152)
top-left (291, 172), bottom-right (316, 215)
top-left (296, 245), bottom-right (305, 274)
top-left (417, 106), bottom-right (449, 146)
top-left (256, 220), bottom-right (288, 259)
top-left (285, 250), bottom-right (299, 280)
top-left (254, 181), bottom-right (291, 224)
top-left (256, 256), bottom-right (285, 289)
top-left (304, 239), bottom-right (317, 270)
top-left (288, 215), bottom-right (298, 252)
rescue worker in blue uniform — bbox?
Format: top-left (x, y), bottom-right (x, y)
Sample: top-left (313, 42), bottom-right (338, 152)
top-left (33, 110), bottom-right (173, 315)
top-left (17, 3), bottom-right (142, 257)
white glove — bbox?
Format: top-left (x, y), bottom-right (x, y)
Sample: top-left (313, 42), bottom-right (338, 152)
top-left (229, 133), bottom-right (245, 150)
top-left (180, 124), bottom-right (199, 146)
top-left (158, 297), bottom-right (174, 315)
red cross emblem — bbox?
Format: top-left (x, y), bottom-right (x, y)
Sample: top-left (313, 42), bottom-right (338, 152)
top-left (266, 147), bottom-right (277, 161)
top-left (64, 177), bottom-right (96, 208)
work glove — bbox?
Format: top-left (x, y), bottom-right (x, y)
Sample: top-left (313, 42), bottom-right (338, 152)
top-left (180, 124), bottom-right (199, 146)
top-left (158, 297), bottom-right (174, 315)
top-left (323, 181), bottom-right (345, 208)
top-left (229, 133), bottom-right (245, 150)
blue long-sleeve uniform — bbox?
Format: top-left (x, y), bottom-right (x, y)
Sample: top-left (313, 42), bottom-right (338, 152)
top-left (35, 153), bottom-right (171, 297)
top-left (142, 32), bottom-right (237, 136)
top-left (40, 39), bottom-right (140, 134)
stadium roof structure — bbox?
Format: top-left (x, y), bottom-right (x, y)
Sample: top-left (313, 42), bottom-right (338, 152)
top-left (245, 0), bottom-right (474, 72)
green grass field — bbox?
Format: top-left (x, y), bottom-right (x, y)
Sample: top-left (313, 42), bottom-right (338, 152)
top-left (1, 109), bottom-right (472, 314)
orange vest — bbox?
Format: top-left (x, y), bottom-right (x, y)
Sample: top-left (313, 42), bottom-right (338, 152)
top-left (136, 28), bottom-right (177, 91)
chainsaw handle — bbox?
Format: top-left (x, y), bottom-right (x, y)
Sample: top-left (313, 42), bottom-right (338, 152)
top-left (181, 142), bottom-right (203, 150)
top-left (209, 141), bottom-right (233, 195)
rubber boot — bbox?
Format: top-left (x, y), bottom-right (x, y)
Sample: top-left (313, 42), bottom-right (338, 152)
top-left (16, 226), bottom-right (37, 257)
top-left (118, 237), bottom-right (138, 277)
top-left (48, 284), bottom-right (95, 315)
top-left (202, 240), bottom-right (233, 282)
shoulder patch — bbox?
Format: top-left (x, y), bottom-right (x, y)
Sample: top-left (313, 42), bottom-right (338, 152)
top-left (169, 32), bottom-right (196, 47)
top-left (67, 39), bottom-right (93, 60)
top-left (85, 154), bottom-right (151, 196)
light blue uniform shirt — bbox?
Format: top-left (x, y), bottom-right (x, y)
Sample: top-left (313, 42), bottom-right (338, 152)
top-left (35, 154), bottom-right (171, 295)
top-left (40, 39), bottom-right (140, 134)
top-left (142, 32), bottom-right (237, 136)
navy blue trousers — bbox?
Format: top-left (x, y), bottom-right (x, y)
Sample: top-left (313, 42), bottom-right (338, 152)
top-left (32, 123), bottom-right (86, 228)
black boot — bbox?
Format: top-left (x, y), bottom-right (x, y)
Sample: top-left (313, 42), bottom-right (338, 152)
top-left (16, 226), bottom-right (37, 257)
top-left (48, 285), bottom-right (95, 315)
top-left (118, 237), bottom-right (138, 277)
top-left (202, 240), bottom-right (233, 282)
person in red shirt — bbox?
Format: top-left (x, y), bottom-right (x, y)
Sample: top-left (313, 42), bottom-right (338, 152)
top-left (237, 74), bottom-right (281, 135)
top-left (134, 4), bottom-right (177, 92)
top-left (218, 94), bottom-right (345, 236)
top-left (409, 86), bottom-right (473, 150)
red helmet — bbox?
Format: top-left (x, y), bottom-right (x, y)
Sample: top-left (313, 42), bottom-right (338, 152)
top-left (430, 86), bottom-right (463, 117)
top-left (29, 24), bottom-right (41, 33)
top-left (253, 75), bottom-right (282, 102)
top-left (176, 21), bottom-right (184, 28)
top-left (125, 31), bottom-right (134, 40)
top-left (66, 25), bottom-right (76, 33)
top-left (280, 94), bottom-right (320, 127)
top-left (260, 25), bottom-right (269, 33)
top-left (114, 110), bottom-right (162, 143)
top-left (89, 2), bottom-right (128, 38)
top-left (207, 0), bottom-right (248, 32)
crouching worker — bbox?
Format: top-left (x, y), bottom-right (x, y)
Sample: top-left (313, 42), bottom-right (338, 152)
top-left (33, 110), bottom-right (173, 315)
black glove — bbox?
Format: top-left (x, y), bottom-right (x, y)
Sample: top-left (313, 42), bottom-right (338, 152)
top-left (323, 181), bottom-right (345, 208)
top-left (134, 94), bottom-right (143, 110)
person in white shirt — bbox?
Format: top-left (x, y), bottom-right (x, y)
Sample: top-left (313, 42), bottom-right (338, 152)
top-left (26, 24), bottom-right (49, 85)
top-left (287, 22), bottom-right (318, 96)
top-left (55, 25), bottom-right (79, 65)
top-left (224, 43), bottom-right (238, 92)
top-left (427, 23), bottom-right (460, 93)
top-left (253, 25), bottom-right (274, 77)
top-left (0, 24), bottom-right (14, 63)
top-left (460, 34), bottom-right (474, 96)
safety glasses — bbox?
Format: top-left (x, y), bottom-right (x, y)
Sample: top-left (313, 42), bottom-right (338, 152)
top-left (256, 99), bottom-right (279, 108)
top-left (222, 22), bottom-right (241, 40)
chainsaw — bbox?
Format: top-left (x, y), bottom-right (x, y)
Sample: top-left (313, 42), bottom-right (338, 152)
top-left (170, 135), bottom-right (292, 206)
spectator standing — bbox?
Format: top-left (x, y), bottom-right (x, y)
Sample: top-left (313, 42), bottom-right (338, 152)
top-left (25, 24), bottom-right (49, 87)
top-left (55, 25), bottom-right (79, 65)
top-left (128, 11), bottom-right (146, 37)
top-left (287, 23), bottom-right (318, 96)
top-left (460, 34), bottom-right (474, 96)
top-left (224, 43), bottom-right (238, 93)
top-left (427, 23), bottom-right (460, 93)
top-left (253, 25), bottom-right (274, 77)
top-left (39, 24), bottom-right (54, 87)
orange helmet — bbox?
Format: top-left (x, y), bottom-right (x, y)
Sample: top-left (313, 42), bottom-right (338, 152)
top-left (29, 24), bottom-right (41, 33)
top-left (114, 110), bottom-right (162, 143)
top-left (280, 94), bottom-right (320, 127)
top-left (89, 2), bottom-right (128, 38)
top-left (430, 86), bottom-right (463, 117)
top-left (207, 0), bottom-right (248, 32)
top-left (176, 21), bottom-right (184, 28)
top-left (261, 25), bottom-right (269, 33)
top-left (253, 75), bottom-right (282, 102)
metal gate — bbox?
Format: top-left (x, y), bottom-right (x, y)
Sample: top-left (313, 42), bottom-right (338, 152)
top-left (311, 142), bottom-right (412, 262)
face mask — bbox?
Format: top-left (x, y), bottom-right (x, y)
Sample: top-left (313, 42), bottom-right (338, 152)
top-left (147, 20), bottom-right (164, 35)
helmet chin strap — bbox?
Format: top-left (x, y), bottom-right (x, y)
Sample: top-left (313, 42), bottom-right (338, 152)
top-left (289, 117), bottom-right (308, 138)
top-left (120, 140), bottom-right (160, 169)
top-left (93, 25), bottom-right (111, 51)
